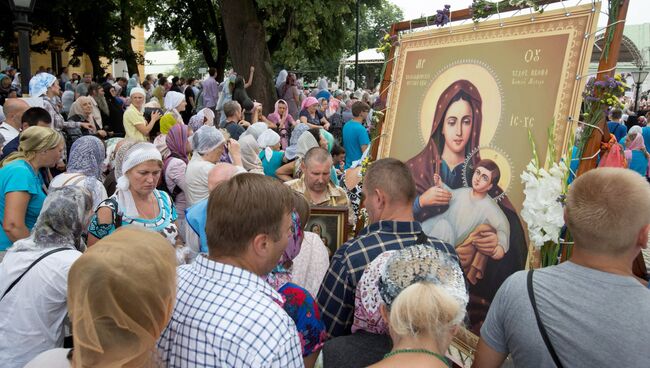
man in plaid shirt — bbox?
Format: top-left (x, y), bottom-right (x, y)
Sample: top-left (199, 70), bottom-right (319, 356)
top-left (317, 158), bottom-right (458, 337)
top-left (158, 174), bottom-right (303, 367)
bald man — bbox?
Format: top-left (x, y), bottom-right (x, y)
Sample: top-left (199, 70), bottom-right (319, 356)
top-left (185, 163), bottom-right (246, 255)
top-left (0, 98), bottom-right (29, 143)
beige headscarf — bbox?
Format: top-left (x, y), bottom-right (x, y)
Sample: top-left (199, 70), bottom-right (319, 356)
top-left (69, 96), bottom-right (94, 118)
top-left (67, 227), bottom-right (177, 367)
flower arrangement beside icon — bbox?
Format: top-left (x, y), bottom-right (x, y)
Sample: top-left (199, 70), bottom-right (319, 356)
top-left (422, 159), bottom-right (509, 284)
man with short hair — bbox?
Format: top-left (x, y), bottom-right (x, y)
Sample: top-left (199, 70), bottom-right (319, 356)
top-left (223, 100), bottom-right (247, 140)
top-left (317, 158), bottom-right (457, 337)
top-left (473, 168), bottom-right (650, 368)
top-left (75, 73), bottom-right (92, 99)
top-left (342, 101), bottom-right (371, 168)
top-left (202, 67), bottom-right (219, 111)
top-left (0, 98), bottom-right (29, 143)
top-left (286, 147), bottom-right (349, 208)
top-left (2, 107), bottom-right (52, 158)
top-left (158, 174), bottom-right (303, 367)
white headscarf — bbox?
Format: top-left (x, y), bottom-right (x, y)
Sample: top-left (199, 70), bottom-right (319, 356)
top-left (164, 91), bottom-right (185, 123)
top-left (276, 70), bottom-right (288, 89)
top-left (257, 130), bottom-right (281, 162)
top-left (116, 143), bottom-right (163, 217)
top-left (240, 122), bottom-right (268, 141)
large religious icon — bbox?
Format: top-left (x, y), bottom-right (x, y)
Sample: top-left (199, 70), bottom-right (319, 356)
top-left (378, 3), bottom-right (599, 365)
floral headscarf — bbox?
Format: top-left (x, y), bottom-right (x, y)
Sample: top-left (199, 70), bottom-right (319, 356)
top-left (301, 96), bottom-right (319, 111)
top-left (68, 136), bottom-right (105, 180)
top-left (265, 210), bottom-right (304, 290)
top-left (29, 73), bottom-right (56, 97)
top-left (166, 124), bottom-right (190, 164)
top-left (9, 186), bottom-right (93, 252)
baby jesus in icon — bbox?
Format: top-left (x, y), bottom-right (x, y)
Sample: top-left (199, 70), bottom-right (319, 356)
top-left (422, 159), bottom-right (510, 284)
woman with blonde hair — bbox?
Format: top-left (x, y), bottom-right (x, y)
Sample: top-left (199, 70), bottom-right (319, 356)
top-left (0, 127), bottom-right (64, 256)
top-left (24, 227), bottom-right (177, 367)
top-left (367, 244), bottom-right (468, 368)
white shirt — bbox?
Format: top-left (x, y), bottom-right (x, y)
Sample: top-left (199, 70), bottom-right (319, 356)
top-left (0, 247), bottom-right (81, 368)
top-left (184, 154), bottom-right (215, 207)
top-left (292, 231), bottom-right (330, 298)
top-left (0, 122), bottom-right (19, 144)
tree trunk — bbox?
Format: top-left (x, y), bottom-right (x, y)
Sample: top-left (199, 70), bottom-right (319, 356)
top-left (88, 52), bottom-right (104, 80)
top-left (204, 0), bottom-right (228, 82)
top-left (220, 0), bottom-right (276, 114)
top-left (187, 0), bottom-right (218, 68)
top-left (119, 0), bottom-right (140, 76)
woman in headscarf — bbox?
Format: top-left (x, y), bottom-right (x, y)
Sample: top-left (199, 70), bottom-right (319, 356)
top-left (151, 84), bottom-right (165, 107)
top-left (300, 96), bottom-right (330, 130)
top-left (188, 107), bottom-right (215, 133)
top-left (366, 245), bottom-right (467, 368)
top-left (126, 73), bottom-right (140, 96)
top-left (0, 127), bottom-right (64, 254)
top-left (284, 123), bottom-right (310, 162)
top-left (315, 78), bottom-right (331, 101)
top-left (154, 91), bottom-right (184, 161)
top-left (49, 136), bottom-right (107, 209)
top-left (123, 88), bottom-right (161, 142)
top-left (0, 186), bottom-right (93, 368)
top-left (281, 73), bottom-right (301, 120)
top-left (257, 129), bottom-right (284, 178)
top-left (162, 90), bottom-right (187, 126)
top-left (29, 73), bottom-right (93, 134)
top-left (25, 227), bottom-right (177, 368)
top-left (265, 192), bottom-right (326, 368)
top-left (87, 143), bottom-right (185, 262)
top-left (103, 139), bottom-right (137, 197)
top-left (405, 79), bottom-right (527, 332)
top-left (232, 75), bottom-right (255, 122)
top-left (276, 127), bottom-right (327, 181)
top-left (276, 69), bottom-right (288, 98)
top-left (163, 124), bottom-right (192, 240)
top-left (267, 99), bottom-right (296, 150)
top-left (623, 130), bottom-right (650, 177)
top-left (102, 82), bottom-right (125, 137)
top-left (185, 126), bottom-right (228, 206)
top-left (238, 122), bottom-right (267, 173)
top-left (61, 81), bottom-right (75, 117)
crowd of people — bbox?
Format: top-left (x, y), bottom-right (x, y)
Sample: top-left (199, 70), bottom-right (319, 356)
top-left (0, 63), bottom-right (648, 368)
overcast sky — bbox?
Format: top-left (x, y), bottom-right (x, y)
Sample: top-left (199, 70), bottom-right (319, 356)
top-left (389, 0), bottom-right (650, 26)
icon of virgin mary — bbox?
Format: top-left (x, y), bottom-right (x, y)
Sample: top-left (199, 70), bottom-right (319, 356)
top-left (406, 79), bottom-right (527, 333)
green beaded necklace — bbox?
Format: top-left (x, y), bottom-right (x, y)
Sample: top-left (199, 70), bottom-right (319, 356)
top-left (383, 348), bottom-right (450, 367)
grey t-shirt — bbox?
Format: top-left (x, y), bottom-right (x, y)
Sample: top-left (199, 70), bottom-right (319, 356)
top-left (481, 261), bottom-right (650, 367)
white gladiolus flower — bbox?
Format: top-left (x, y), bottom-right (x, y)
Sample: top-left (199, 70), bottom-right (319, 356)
top-left (520, 159), bottom-right (568, 248)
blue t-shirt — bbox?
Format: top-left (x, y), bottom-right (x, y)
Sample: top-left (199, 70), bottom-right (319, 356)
top-left (186, 199), bottom-right (209, 253)
top-left (607, 121), bottom-right (627, 142)
top-left (0, 160), bottom-right (47, 250)
top-left (259, 150), bottom-right (284, 178)
top-left (628, 150), bottom-right (648, 177)
top-left (642, 126), bottom-right (650, 152)
top-left (343, 120), bottom-right (370, 169)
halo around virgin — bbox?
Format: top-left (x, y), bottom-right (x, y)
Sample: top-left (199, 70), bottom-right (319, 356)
top-left (419, 62), bottom-right (502, 148)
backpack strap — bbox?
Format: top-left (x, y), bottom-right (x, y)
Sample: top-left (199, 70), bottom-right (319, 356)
top-left (1, 247), bottom-right (73, 301)
top-left (527, 270), bottom-right (565, 368)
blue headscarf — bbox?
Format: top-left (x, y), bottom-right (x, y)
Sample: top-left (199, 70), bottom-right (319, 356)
top-left (29, 73), bottom-right (56, 97)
